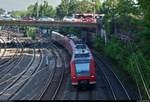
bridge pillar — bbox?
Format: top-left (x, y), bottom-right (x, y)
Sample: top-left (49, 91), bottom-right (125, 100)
top-left (96, 17), bottom-right (102, 37)
top-left (17, 26), bottom-right (20, 33)
top-left (96, 17), bottom-right (107, 45)
top-left (48, 27), bottom-right (53, 38)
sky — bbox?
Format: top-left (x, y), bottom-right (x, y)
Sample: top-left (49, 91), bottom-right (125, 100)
top-left (0, 0), bottom-right (61, 11)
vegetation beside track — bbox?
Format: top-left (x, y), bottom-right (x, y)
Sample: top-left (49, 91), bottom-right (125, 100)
top-left (94, 36), bottom-right (150, 99)
top-left (94, 0), bottom-right (150, 99)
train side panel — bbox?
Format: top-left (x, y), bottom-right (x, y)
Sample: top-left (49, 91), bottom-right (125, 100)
top-left (52, 31), bottom-right (96, 85)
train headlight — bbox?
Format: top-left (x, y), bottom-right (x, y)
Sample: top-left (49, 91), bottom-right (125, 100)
top-left (90, 75), bottom-right (95, 78)
top-left (73, 76), bottom-right (76, 79)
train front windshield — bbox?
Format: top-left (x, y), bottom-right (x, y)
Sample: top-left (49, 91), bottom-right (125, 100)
top-left (75, 14), bottom-right (93, 19)
top-left (75, 59), bottom-right (90, 76)
top-left (76, 44), bottom-right (86, 49)
top-left (74, 53), bottom-right (89, 58)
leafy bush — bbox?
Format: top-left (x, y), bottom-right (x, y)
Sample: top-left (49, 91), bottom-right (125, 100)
top-left (94, 37), bottom-right (105, 53)
top-left (94, 36), bottom-right (150, 97)
top-left (26, 27), bottom-right (36, 40)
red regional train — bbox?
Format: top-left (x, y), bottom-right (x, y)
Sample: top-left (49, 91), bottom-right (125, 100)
top-left (51, 31), bottom-right (96, 85)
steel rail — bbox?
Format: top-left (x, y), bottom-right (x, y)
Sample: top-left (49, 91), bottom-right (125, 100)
top-left (0, 38), bottom-right (23, 68)
top-left (0, 38), bottom-right (25, 81)
top-left (38, 44), bottom-right (65, 100)
top-left (94, 56), bottom-right (117, 100)
top-left (0, 38), bottom-right (20, 66)
top-left (9, 48), bottom-right (43, 100)
top-left (0, 38), bottom-right (6, 59)
top-left (0, 47), bottom-right (35, 98)
top-left (94, 51), bottom-right (131, 100)
top-left (27, 42), bottom-right (56, 100)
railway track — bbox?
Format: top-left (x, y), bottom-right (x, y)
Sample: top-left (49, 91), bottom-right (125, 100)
top-left (33, 44), bottom-right (66, 100)
top-left (93, 51), bottom-right (131, 100)
top-left (0, 39), bottom-right (24, 78)
top-left (0, 40), bottom-right (59, 100)
top-left (0, 38), bottom-right (36, 100)
top-left (0, 38), bottom-right (6, 58)
top-left (8, 48), bottom-right (43, 100)
top-left (0, 38), bottom-right (23, 69)
top-left (9, 43), bottom-right (53, 100)
top-left (1, 34), bottom-right (132, 100)
top-left (0, 38), bottom-right (21, 67)
top-left (74, 86), bottom-right (95, 100)
top-left (50, 42), bottom-right (97, 100)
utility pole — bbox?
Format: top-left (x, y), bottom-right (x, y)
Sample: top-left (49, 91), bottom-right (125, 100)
top-left (91, 0), bottom-right (96, 18)
top-left (37, 0), bottom-right (39, 18)
top-left (41, 0), bottom-right (43, 17)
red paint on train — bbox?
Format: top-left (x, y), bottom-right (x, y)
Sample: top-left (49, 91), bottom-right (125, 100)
top-left (52, 31), bottom-right (96, 85)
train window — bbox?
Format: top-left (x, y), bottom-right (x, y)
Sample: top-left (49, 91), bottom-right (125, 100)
top-left (75, 44), bottom-right (86, 49)
top-left (74, 53), bottom-right (89, 58)
top-left (75, 63), bottom-right (90, 76)
top-left (75, 59), bottom-right (90, 64)
top-left (74, 40), bottom-right (84, 44)
top-left (83, 15), bottom-right (93, 18)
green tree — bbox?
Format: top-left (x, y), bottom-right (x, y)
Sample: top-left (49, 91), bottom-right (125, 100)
top-left (11, 10), bottom-right (26, 17)
top-left (117, 0), bottom-right (139, 17)
top-left (42, 1), bottom-right (56, 17)
top-left (25, 1), bottom-right (56, 18)
top-left (39, 3), bottom-right (44, 17)
top-left (56, 0), bottom-right (69, 18)
top-left (91, 0), bottom-right (102, 13)
top-left (33, 2), bottom-right (38, 17)
top-left (56, 0), bottom-right (101, 18)
top-left (43, 0), bottom-right (49, 16)
top-left (68, 0), bottom-right (78, 15)
top-left (95, 0), bottom-right (150, 98)
top-left (0, 8), bottom-right (5, 15)
top-left (26, 4), bottom-right (35, 17)
top-left (76, 0), bottom-right (94, 13)
top-left (138, 0), bottom-right (150, 26)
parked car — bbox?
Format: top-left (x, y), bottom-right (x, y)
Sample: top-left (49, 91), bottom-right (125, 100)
top-left (0, 16), bottom-right (16, 21)
top-left (22, 17), bottom-right (35, 21)
top-left (38, 16), bottom-right (54, 21)
top-left (63, 16), bottom-right (76, 22)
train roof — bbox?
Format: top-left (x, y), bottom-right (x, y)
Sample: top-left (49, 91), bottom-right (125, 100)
top-left (74, 48), bottom-right (89, 54)
top-left (73, 49), bottom-right (92, 60)
top-left (68, 35), bottom-right (85, 44)
top-left (52, 31), bottom-right (65, 38)
top-left (75, 44), bottom-right (87, 49)
top-left (73, 44), bottom-right (92, 60)
top-left (51, 31), bottom-right (93, 61)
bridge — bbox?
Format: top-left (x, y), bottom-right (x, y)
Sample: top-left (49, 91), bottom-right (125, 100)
top-left (0, 20), bottom-right (97, 28)
top-left (0, 20), bottom-right (103, 40)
